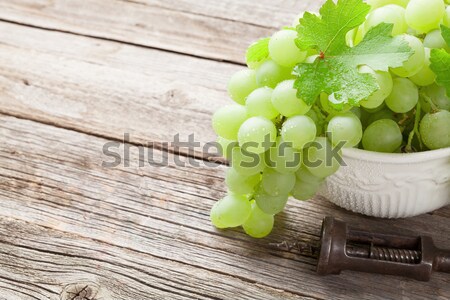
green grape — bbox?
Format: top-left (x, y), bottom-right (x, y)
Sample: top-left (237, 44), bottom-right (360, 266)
top-left (385, 78), bottom-right (419, 113)
top-left (304, 137), bottom-right (342, 178)
top-left (364, 5), bottom-right (408, 36)
top-left (346, 25), bottom-right (365, 46)
top-left (419, 110), bottom-right (450, 149)
top-left (327, 112), bottom-right (363, 148)
top-left (432, 92), bottom-right (450, 111)
top-left (227, 69), bottom-right (258, 105)
top-left (406, 27), bottom-right (419, 36)
top-left (405, 0), bottom-right (445, 33)
top-left (267, 137), bottom-right (302, 174)
top-left (225, 168), bottom-right (260, 195)
top-left (212, 105), bottom-right (248, 140)
top-left (295, 167), bottom-right (325, 184)
top-left (210, 194), bottom-right (252, 228)
top-left (421, 84), bottom-right (450, 111)
top-left (320, 93), bottom-right (352, 115)
top-left (345, 29), bottom-right (355, 47)
top-left (353, 25), bottom-right (365, 45)
top-left (410, 48), bottom-right (436, 87)
top-left (367, 0), bottom-right (410, 9)
top-left (306, 109), bottom-right (324, 136)
top-left (261, 168), bottom-right (296, 196)
top-left (254, 185), bottom-right (289, 215)
top-left (247, 59), bottom-right (267, 71)
top-left (272, 80), bottom-right (312, 117)
top-left (217, 137), bottom-right (238, 159)
top-left (238, 116), bottom-right (277, 154)
top-left (231, 147), bottom-right (266, 176)
top-left (256, 60), bottom-right (292, 88)
top-left (423, 30), bottom-right (448, 49)
top-left (346, 27), bottom-right (358, 47)
top-left (269, 29), bottom-right (307, 68)
top-left (363, 102), bottom-right (387, 113)
top-left (359, 66), bottom-right (393, 109)
top-left (362, 119), bottom-right (403, 152)
top-left (291, 178), bottom-right (322, 201)
top-left (242, 201), bottom-right (274, 238)
top-left (391, 34), bottom-right (425, 77)
top-left (246, 87), bottom-right (279, 120)
top-left (281, 115), bottom-right (317, 150)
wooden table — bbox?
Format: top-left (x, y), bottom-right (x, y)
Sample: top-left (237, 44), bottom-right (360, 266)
top-left (0, 1), bottom-right (449, 299)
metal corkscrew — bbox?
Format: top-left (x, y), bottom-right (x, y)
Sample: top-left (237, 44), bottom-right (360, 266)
top-left (271, 217), bottom-right (450, 281)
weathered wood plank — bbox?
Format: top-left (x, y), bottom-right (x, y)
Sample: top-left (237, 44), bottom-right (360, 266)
top-left (0, 0), bottom-right (321, 64)
top-left (0, 218), bottom-right (316, 300)
top-left (129, 0), bottom-right (320, 28)
top-left (0, 20), bottom-right (235, 158)
top-left (0, 115), bottom-right (449, 299)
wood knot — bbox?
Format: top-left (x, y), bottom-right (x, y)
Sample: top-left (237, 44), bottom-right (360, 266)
top-left (162, 88), bottom-right (189, 106)
top-left (60, 282), bottom-right (108, 300)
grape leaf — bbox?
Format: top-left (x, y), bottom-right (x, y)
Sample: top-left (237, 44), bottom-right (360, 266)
top-left (246, 38), bottom-right (270, 67)
top-left (441, 25), bottom-right (450, 45)
top-left (294, 23), bottom-right (414, 105)
top-left (430, 26), bottom-right (450, 97)
top-left (296, 0), bottom-right (370, 54)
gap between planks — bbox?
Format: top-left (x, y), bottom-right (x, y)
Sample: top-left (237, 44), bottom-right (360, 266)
top-left (0, 18), bottom-right (245, 67)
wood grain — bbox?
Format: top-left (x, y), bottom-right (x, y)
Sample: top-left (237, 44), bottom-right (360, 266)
top-left (0, 1), bottom-right (449, 299)
top-left (0, 21), bottom-right (234, 158)
top-left (0, 115), bottom-right (449, 299)
top-left (0, 218), bottom-right (318, 300)
top-left (0, 0), bottom-right (321, 64)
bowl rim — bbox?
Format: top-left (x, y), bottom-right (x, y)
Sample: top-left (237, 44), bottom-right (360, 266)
top-left (342, 147), bottom-right (450, 163)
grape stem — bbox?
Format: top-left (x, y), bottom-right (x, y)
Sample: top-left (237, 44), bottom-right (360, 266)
top-left (398, 113), bottom-right (412, 128)
top-left (312, 105), bottom-right (328, 134)
top-left (420, 93), bottom-right (439, 112)
top-left (275, 115), bottom-right (286, 132)
top-left (313, 105), bottom-right (327, 120)
top-left (405, 101), bottom-right (422, 153)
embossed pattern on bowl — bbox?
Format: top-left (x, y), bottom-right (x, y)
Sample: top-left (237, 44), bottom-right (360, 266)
top-left (319, 147), bottom-right (450, 218)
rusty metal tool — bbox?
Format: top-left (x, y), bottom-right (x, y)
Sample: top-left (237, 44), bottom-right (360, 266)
top-left (272, 217), bottom-right (450, 281)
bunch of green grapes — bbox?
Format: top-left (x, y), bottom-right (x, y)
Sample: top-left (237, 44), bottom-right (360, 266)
top-left (211, 0), bottom-right (450, 238)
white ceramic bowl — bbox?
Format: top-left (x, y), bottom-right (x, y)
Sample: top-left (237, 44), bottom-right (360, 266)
top-left (319, 147), bottom-right (450, 218)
